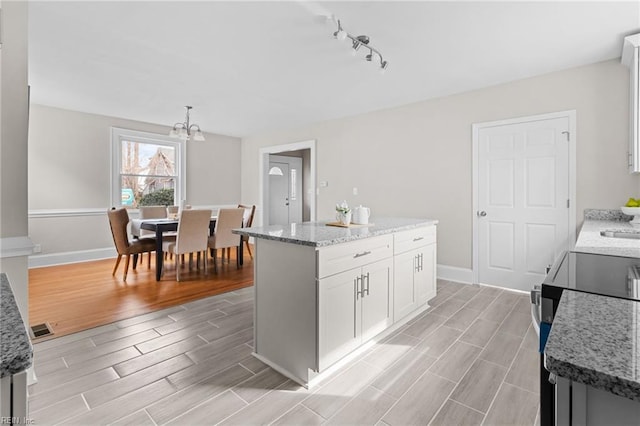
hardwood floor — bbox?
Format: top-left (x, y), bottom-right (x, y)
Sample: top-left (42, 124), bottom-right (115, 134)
top-left (29, 248), bottom-right (254, 338)
top-left (28, 280), bottom-right (540, 425)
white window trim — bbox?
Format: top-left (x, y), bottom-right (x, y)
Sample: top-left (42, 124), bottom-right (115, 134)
top-left (110, 127), bottom-right (187, 209)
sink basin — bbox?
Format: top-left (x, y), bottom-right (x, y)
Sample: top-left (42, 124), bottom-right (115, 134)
top-left (600, 229), bottom-right (640, 239)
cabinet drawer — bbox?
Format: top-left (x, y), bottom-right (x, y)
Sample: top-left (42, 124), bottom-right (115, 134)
top-left (317, 234), bottom-right (393, 279)
top-left (394, 226), bottom-right (436, 254)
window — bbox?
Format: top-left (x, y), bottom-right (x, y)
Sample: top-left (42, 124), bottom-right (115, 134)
top-left (111, 128), bottom-right (186, 209)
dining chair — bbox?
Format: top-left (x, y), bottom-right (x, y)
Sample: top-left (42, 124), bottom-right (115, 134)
top-left (208, 208), bottom-right (245, 271)
top-left (107, 208), bottom-right (156, 281)
top-left (136, 205), bottom-right (170, 265)
top-left (166, 205), bottom-right (179, 218)
top-left (163, 209), bottom-right (212, 281)
top-left (238, 204), bottom-right (256, 259)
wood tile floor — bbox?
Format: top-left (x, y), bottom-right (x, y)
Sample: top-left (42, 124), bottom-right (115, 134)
top-left (28, 280), bottom-right (540, 425)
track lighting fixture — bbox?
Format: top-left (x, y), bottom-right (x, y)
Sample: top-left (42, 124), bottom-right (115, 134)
top-left (332, 18), bottom-right (388, 72)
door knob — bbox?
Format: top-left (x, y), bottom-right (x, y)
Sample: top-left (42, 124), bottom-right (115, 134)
top-left (477, 211), bottom-right (487, 217)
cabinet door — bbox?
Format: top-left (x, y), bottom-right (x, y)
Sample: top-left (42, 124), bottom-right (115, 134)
top-left (416, 244), bottom-right (437, 305)
top-left (361, 258), bottom-right (394, 342)
top-left (393, 250), bottom-right (418, 322)
top-left (318, 268), bottom-right (361, 370)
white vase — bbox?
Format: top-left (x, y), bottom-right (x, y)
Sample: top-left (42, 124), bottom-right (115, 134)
top-left (337, 211), bottom-right (351, 225)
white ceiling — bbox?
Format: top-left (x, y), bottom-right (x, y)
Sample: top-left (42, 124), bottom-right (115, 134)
top-left (28, 1), bottom-right (640, 138)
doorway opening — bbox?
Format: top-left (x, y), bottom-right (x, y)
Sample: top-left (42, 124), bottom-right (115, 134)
top-left (259, 140), bottom-right (316, 226)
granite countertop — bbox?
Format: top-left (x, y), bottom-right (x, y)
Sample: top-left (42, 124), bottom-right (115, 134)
top-left (233, 217), bottom-right (438, 247)
top-left (0, 273), bottom-right (33, 378)
top-left (545, 290), bottom-right (640, 402)
top-left (574, 219), bottom-right (640, 258)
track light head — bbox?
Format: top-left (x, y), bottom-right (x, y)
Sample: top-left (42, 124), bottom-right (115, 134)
top-left (356, 35), bottom-right (370, 45)
top-left (333, 19), bottom-right (347, 41)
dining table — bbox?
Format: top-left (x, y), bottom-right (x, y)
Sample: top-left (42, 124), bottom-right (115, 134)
top-left (137, 216), bottom-right (243, 281)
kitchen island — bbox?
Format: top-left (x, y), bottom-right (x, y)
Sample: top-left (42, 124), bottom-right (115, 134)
top-left (234, 217), bottom-right (438, 387)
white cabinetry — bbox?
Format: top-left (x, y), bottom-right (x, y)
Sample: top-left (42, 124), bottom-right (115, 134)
top-left (318, 235), bottom-right (393, 370)
top-left (251, 224), bottom-right (436, 387)
top-left (622, 33), bottom-right (640, 173)
top-left (393, 226), bottom-right (437, 321)
top-left (555, 377), bottom-right (640, 425)
top-left (318, 257), bottom-right (393, 370)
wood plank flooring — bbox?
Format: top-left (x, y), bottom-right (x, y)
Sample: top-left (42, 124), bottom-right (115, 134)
top-left (29, 249), bottom-right (254, 338)
top-left (28, 280), bottom-right (540, 425)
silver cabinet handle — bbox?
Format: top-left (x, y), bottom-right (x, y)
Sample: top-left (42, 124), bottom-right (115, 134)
top-left (477, 211), bottom-right (487, 217)
top-left (364, 273), bottom-right (370, 296)
top-left (353, 251), bottom-right (371, 258)
top-left (419, 253), bottom-right (424, 271)
top-left (412, 237), bottom-right (424, 242)
top-left (355, 276), bottom-right (362, 300)
top-left (414, 255), bottom-right (420, 273)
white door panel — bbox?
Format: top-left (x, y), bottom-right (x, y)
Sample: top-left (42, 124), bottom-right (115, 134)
top-left (478, 116), bottom-right (570, 291)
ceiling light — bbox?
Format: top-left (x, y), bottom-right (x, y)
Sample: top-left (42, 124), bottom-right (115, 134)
top-left (331, 18), bottom-right (389, 71)
top-left (333, 20), bottom-right (347, 41)
top-left (169, 106), bottom-right (205, 141)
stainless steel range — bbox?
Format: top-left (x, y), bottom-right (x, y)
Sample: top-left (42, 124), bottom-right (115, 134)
top-left (531, 250), bottom-right (640, 426)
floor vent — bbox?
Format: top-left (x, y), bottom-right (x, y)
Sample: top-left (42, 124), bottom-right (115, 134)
top-left (30, 323), bottom-right (54, 339)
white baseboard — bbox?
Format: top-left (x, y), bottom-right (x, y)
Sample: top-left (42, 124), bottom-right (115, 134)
top-left (437, 264), bottom-right (474, 285)
top-left (29, 247), bottom-right (116, 268)
top-left (0, 236), bottom-right (35, 258)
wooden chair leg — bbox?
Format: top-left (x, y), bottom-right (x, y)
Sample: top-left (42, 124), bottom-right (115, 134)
top-left (123, 254), bottom-right (131, 281)
top-left (237, 246), bottom-right (240, 269)
top-left (213, 249), bottom-right (218, 272)
top-left (246, 241), bottom-right (253, 259)
top-left (203, 250), bottom-right (208, 274)
top-left (132, 253), bottom-right (139, 270)
top-left (175, 251), bottom-right (180, 282)
top-left (147, 251), bottom-right (151, 268)
top-left (112, 254), bottom-right (123, 276)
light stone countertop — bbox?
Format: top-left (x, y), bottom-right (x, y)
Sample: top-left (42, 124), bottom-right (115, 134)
top-left (0, 273), bottom-right (33, 378)
top-left (233, 217), bottom-right (438, 247)
top-left (574, 219), bottom-right (640, 258)
top-left (545, 290), bottom-right (640, 402)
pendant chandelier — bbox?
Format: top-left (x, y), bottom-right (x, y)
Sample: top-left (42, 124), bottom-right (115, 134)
top-left (169, 106), bottom-right (205, 141)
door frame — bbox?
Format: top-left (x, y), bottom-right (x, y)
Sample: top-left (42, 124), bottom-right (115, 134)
top-left (471, 110), bottom-right (577, 285)
top-left (259, 139), bottom-right (317, 226)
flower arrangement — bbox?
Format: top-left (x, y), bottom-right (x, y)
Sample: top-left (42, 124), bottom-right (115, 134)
top-left (335, 200), bottom-right (351, 214)
top-left (335, 200), bottom-right (352, 225)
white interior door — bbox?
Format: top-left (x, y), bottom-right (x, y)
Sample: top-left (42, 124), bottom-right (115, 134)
top-left (476, 116), bottom-right (571, 291)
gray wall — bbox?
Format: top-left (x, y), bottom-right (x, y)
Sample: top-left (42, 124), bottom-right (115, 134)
top-left (28, 105), bottom-right (241, 261)
top-left (241, 59), bottom-right (637, 271)
top-left (0, 1), bottom-right (30, 320)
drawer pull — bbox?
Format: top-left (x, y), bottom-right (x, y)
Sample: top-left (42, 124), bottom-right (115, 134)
top-left (353, 251), bottom-right (372, 258)
top-left (412, 237), bottom-right (424, 242)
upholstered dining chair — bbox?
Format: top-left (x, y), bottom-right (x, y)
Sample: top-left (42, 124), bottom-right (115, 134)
top-left (238, 204), bottom-right (256, 259)
top-left (208, 208), bottom-right (245, 271)
top-left (107, 208), bottom-right (156, 281)
top-left (166, 205), bottom-right (179, 218)
top-left (163, 209), bottom-right (212, 281)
